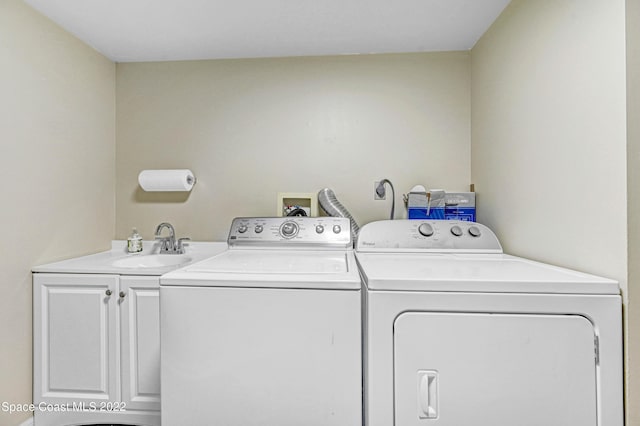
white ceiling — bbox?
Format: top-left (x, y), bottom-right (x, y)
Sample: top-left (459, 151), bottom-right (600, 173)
top-left (23, 0), bottom-right (511, 63)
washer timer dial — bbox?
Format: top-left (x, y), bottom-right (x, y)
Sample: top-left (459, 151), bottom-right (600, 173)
top-left (280, 221), bottom-right (299, 238)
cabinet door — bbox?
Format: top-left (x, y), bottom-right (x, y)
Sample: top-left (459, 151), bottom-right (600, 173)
top-left (120, 276), bottom-right (160, 411)
top-left (34, 274), bottom-right (119, 405)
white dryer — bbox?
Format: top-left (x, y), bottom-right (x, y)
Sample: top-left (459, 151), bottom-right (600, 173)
top-left (160, 217), bottom-right (362, 426)
top-left (355, 220), bottom-right (623, 426)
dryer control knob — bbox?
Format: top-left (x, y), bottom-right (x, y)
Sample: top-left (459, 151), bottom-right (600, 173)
top-left (254, 225), bottom-right (263, 234)
top-left (238, 225), bottom-right (248, 233)
top-left (316, 225), bottom-right (324, 234)
top-left (418, 223), bottom-right (434, 237)
top-left (333, 225), bottom-right (342, 234)
top-left (450, 225), bottom-right (463, 237)
top-left (468, 226), bottom-right (481, 237)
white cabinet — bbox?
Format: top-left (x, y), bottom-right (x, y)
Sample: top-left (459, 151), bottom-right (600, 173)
top-left (33, 273), bottom-right (160, 426)
top-left (33, 274), bottom-right (119, 406)
top-left (120, 276), bottom-right (161, 411)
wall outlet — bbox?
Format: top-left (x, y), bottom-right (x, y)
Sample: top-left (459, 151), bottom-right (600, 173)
top-left (374, 181), bottom-right (386, 200)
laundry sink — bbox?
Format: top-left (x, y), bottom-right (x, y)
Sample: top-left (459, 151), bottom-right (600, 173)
top-left (111, 254), bottom-right (193, 268)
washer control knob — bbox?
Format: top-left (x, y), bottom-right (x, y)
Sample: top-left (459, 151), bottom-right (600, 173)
top-left (418, 223), bottom-right (434, 237)
top-left (281, 222), bottom-right (298, 238)
top-left (316, 225), bottom-right (324, 234)
top-left (450, 225), bottom-right (463, 237)
top-left (254, 225), bottom-right (263, 234)
top-left (333, 225), bottom-right (342, 234)
top-left (468, 226), bottom-right (481, 237)
top-left (238, 225), bottom-right (248, 234)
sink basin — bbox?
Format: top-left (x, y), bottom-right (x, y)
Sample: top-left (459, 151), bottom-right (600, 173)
top-left (112, 254), bottom-right (193, 268)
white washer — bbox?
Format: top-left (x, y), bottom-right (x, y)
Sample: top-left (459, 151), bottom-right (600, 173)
top-left (356, 220), bottom-right (623, 426)
top-left (160, 217), bottom-right (362, 426)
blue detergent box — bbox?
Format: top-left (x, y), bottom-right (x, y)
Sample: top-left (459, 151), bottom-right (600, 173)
top-left (444, 192), bottom-right (476, 222)
top-left (408, 191), bottom-right (475, 221)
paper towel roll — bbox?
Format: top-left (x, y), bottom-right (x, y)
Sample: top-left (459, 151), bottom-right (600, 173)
top-left (138, 169), bottom-right (196, 192)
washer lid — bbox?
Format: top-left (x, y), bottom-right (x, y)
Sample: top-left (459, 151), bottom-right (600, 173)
top-left (189, 250), bottom-right (348, 273)
top-left (161, 249), bottom-right (361, 289)
top-left (356, 252), bottom-right (619, 294)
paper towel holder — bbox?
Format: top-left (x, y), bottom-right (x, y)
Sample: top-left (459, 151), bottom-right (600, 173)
top-left (138, 169), bottom-right (197, 192)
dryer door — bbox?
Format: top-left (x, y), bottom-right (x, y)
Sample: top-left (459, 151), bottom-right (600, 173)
top-left (394, 312), bottom-right (597, 426)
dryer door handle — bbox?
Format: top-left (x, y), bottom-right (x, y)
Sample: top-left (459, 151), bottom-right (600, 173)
top-left (417, 370), bottom-right (438, 419)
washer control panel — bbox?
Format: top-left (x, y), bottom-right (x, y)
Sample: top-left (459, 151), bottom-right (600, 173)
top-left (228, 217), bottom-right (352, 249)
top-left (356, 220), bottom-right (502, 253)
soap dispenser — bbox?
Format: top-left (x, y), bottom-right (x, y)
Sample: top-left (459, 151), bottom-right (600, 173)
top-left (127, 228), bottom-right (143, 253)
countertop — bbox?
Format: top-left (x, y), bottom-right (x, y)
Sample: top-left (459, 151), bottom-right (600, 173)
top-left (32, 241), bottom-right (228, 276)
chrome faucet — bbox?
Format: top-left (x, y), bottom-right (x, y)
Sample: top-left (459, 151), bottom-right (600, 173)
top-left (154, 222), bottom-right (190, 254)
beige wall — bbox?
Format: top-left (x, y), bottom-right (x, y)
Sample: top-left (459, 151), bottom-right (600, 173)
top-left (471, 0), bottom-right (629, 420)
top-left (471, 0), bottom-right (627, 282)
top-left (115, 53), bottom-right (471, 241)
top-left (627, 0), bottom-right (640, 423)
top-left (0, 1), bottom-right (115, 424)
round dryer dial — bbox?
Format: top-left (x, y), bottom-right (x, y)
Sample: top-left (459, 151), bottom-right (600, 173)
top-left (450, 225), bottom-right (463, 237)
top-left (468, 226), bottom-right (481, 237)
top-left (418, 223), bottom-right (434, 237)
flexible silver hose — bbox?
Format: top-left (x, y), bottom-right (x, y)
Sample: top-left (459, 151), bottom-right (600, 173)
top-left (317, 188), bottom-right (360, 239)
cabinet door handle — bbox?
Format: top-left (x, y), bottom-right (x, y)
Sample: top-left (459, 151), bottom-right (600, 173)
top-left (105, 289), bottom-right (112, 296)
top-left (119, 291), bottom-right (126, 298)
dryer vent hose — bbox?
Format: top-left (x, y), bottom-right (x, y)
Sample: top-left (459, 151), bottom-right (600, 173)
top-left (317, 188), bottom-right (360, 239)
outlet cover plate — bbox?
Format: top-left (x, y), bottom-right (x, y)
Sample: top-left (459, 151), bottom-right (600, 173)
top-left (374, 181), bottom-right (386, 200)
